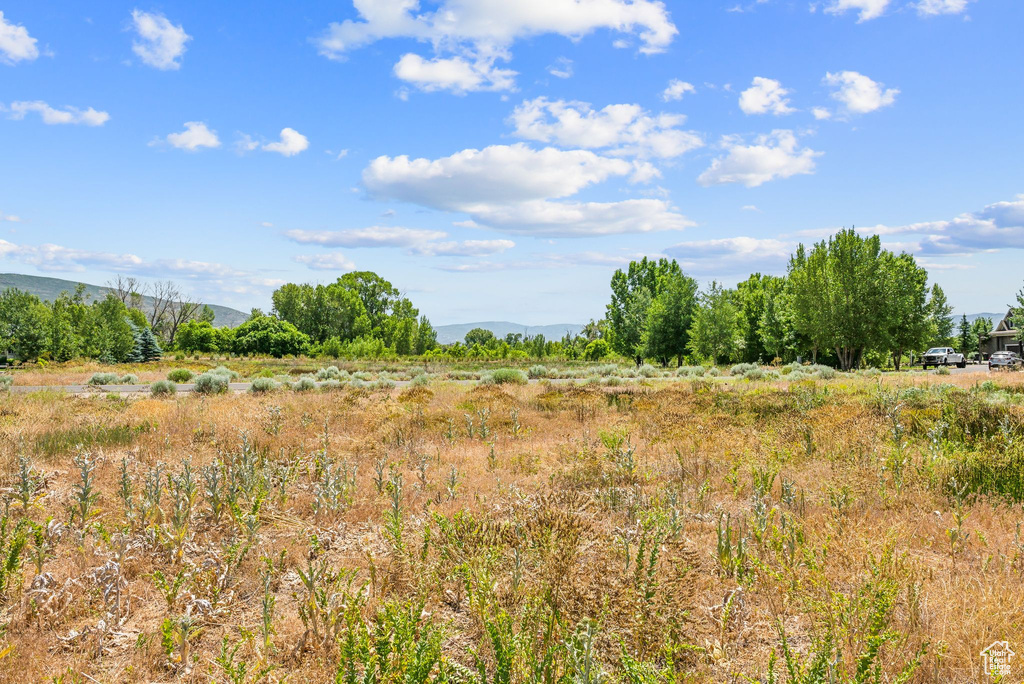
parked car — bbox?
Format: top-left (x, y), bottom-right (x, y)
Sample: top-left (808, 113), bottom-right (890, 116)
top-left (988, 351), bottom-right (1022, 370)
top-left (922, 347), bottom-right (966, 369)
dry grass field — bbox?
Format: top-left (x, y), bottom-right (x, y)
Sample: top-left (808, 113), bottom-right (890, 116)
top-left (0, 370), bottom-right (1022, 682)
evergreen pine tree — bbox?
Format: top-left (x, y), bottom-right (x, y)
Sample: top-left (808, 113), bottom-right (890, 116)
top-left (128, 321), bottom-right (163, 362)
top-left (137, 326), bottom-right (163, 362)
top-left (126, 321), bottom-right (144, 363)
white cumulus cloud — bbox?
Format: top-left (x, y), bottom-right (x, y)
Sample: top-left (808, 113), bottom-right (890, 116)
top-left (262, 127), bottom-right (309, 156)
top-left (0, 11), bottom-right (39, 64)
top-left (858, 195), bottom-right (1024, 255)
top-left (662, 79), bottom-right (696, 102)
top-left (4, 101), bottom-right (110, 126)
top-left (362, 143), bottom-right (692, 237)
top-left (825, 70), bottom-right (898, 114)
top-left (131, 9), bottom-right (191, 70)
top-left (547, 57), bottom-right (574, 79)
top-left (915, 0), bottom-right (971, 15)
top-left (294, 253), bottom-right (357, 271)
top-left (824, 0), bottom-right (891, 21)
top-left (739, 77), bottom-right (795, 115)
top-left (314, 0), bottom-right (677, 92)
top-left (161, 121), bottom-right (221, 151)
top-left (285, 226), bottom-right (447, 248)
top-left (284, 226), bottom-right (515, 257)
top-left (698, 130), bottom-right (821, 188)
top-left (509, 97), bottom-right (703, 159)
top-left (665, 236), bottom-right (794, 274)
top-left (364, 143), bottom-right (633, 209)
top-left (393, 53), bottom-right (516, 93)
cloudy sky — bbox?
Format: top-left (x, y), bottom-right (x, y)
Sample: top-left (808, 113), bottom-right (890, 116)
top-left (1, 1), bottom-right (1022, 324)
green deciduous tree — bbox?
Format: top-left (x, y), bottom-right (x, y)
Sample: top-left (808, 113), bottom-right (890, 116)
top-left (88, 294), bottom-right (136, 363)
top-left (0, 289), bottom-right (49, 362)
top-left (1015, 284), bottom-right (1024, 344)
top-left (232, 311), bottom-right (310, 357)
top-left (687, 281), bottom-right (742, 364)
top-left (606, 257), bottom-right (685, 365)
top-left (971, 316), bottom-right (993, 357)
top-left (464, 328), bottom-right (495, 347)
top-left (928, 284), bottom-right (954, 347)
top-left (757, 276), bottom-right (796, 362)
top-left (788, 230), bottom-right (889, 370)
top-left (643, 271), bottom-right (698, 366)
top-left (414, 316), bottom-right (437, 355)
top-left (878, 252), bottom-right (931, 371)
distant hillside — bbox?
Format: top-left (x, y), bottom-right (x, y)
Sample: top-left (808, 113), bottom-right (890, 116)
top-left (435, 321), bottom-right (584, 345)
top-left (0, 273), bottom-right (249, 328)
top-left (963, 312), bottom-right (1005, 326)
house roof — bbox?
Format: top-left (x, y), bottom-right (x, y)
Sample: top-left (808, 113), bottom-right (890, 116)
top-left (991, 308), bottom-right (1019, 334)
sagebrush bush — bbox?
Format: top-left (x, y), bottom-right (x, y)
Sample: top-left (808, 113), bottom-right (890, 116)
top-left (194, 372), bottom-right (229, 395)
top-left (167, 369), bottom-right (194, 383)
top-left (411, 373), bottom-right (431, 386)
top-left (604, 376), bottom-right (623, 386)
top-left (250, 377), bottom-right (278, 394)
top-left (528, 365), bottom-right (549, 379)
top-left (119, 374), bottom-right (139, 385)
top-left (638, 364), bottom-right (659, 378)
top-left (293, 376), bottom-right (317, 392)
top-left (88, 372), bottom-right (120, 386)
top-left (0, 375), bottom-right (12, 392)
top-left (936, 366), bottom-right (951, 376)
top-left (860, 368), bottom-right (882, 378)
top-left (742, 367), bottom-right (765, 381)
top-left (780, 362), bottom-right (804, 375)
top-left (594, 364), bottom-right (620, 377)
top-left (211, 365), bottom-right (240, 380)
top-left (481, 368), bottom-right (528, 385)
top-left (316, 366), bottom-right (344, 381)
top-left (373, 378), bottom-right (397, 390)
top-left (730, 363), bottom-right (759, 376)
top-left (677, 365), bottom-right (705, 377)
top-left (319, 379), bottom-right (343, 392)
top-left (150, 380), bottom-right (176, 396)
top-left (706, 367), bottom-right (722, 377)
top-left (810, 364), bottom-right (837, 379)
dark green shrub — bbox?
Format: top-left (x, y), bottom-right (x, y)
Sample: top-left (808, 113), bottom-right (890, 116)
top-left (150, 380), bottom-right (176, 396)
top-left (167, 369), bottom-right (194, 383)
top-left (194, 372), bottom-right (229, 395)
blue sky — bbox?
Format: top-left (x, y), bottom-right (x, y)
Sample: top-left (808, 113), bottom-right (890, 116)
top-left (1, 0), bottom-right (1022, 324)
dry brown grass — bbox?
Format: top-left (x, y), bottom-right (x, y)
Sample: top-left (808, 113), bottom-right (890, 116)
top-left (0, 371), bottom-right (1021, 682)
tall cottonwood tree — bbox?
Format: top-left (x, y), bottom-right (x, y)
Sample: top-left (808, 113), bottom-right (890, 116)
top-left (606, 257), bottom-right (685, 365)
top-left (643, 270), bottom-right (698, 367)
top-left (878, 252), bottom-right (931, 371)
top-left (928, 284), bottom-right (954, 346)
top-left (788, 229), bottom-right (888, 371)
top-left (687, 281), bottom-right (742, 364)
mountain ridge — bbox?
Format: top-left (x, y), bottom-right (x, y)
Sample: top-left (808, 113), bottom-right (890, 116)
top-left (0, 273), bottom-right (249, 328)
top-left (435, 321), bottom-right (584, 345)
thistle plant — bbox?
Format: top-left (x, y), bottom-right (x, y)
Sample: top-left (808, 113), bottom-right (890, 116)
top-left (13, 454), bottom-right (42, 515)
top-left (69, 452), bottom-right (100, 530)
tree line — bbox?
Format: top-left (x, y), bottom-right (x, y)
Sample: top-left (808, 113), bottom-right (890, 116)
top-left (604, 229), bottom-right (1000, 371)
top-left (2, 229), bottom-right (1019, 367)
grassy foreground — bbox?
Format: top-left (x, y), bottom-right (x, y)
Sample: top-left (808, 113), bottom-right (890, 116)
top-left (0, 373), bottom-right (1021, 682)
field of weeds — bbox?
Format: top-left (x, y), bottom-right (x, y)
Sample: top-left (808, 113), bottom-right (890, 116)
top-left (0, 373), bottom-right (1022, 682)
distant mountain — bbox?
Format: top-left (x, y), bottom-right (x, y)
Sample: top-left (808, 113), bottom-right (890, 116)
top-left (0, 273), bottom-right (249, 327)
top-left (435, 321), bottom-right (584, 345)
top-left (963, 312), bottom-right (1006, 325)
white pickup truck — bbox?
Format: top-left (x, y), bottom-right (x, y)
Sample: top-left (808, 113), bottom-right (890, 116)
top-left (922, 347), bottom-right (966, 369)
